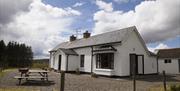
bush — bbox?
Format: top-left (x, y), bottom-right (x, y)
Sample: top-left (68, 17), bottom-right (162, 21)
top-left (75, 68), bottom-right (80, 75)
top-left (91, 73), bottom-right (98, 78)
top-left (170, 84), bottom-right (180, 91)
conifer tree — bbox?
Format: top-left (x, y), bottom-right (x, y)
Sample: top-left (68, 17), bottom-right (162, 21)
top-left (0, 40), bottom-right (6, 68)
top-left (1, 40), bottom-right (33, 68)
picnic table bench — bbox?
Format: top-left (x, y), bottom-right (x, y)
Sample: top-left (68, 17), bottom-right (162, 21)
top-left (14, 68), bottom-right (49, 85)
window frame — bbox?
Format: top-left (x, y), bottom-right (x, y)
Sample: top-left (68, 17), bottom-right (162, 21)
top-left (80, 55), bottom-right (85, 67)
top-left (96, 53), bottom-right (114, 69)
top-left (164, 59), bottom-right (171, 63)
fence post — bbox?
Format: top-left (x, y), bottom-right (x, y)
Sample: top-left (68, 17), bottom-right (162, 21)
top-left (60, 71), bottom-right (65, 91)
top-left (163, 70), bottom-right (167, 91)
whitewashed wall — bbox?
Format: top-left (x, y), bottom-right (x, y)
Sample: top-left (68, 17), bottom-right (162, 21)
top-left (50, 52), bottom-right (55, 68)
top-left (158, 58), bottom-right (180, 74)
top-left (137, 56), bottom-right (143, 74)
top-left (68, 55), bottom-right (79, 71)
top-left (53, 50), bottom-right (66, 70)
top-left (112, 29), bottom-right (157, 76)
top-left (74, 47), bottom-right (92, 72)
top-left (50, 29), bottom-right (157, 76)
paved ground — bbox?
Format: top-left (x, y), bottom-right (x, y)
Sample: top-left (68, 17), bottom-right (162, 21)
top-left (0, 69), bottom-right (180, 91)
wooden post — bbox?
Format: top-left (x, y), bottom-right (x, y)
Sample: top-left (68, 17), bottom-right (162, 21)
top-left (133, 60), bottom-right (136, 91)
top-left (163, 71), bottom-right (167, 91)
top-left (60, 71), bottom-right (65, 91)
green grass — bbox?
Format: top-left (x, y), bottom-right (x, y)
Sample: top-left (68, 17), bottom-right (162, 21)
top-left (149, 84), bottom-right (180, 91)
top-left (31, 63), bottom-right (49, 69)
top-left (0, 71), bottom-right (7, 78)
top-left (0, 88), bottom-right (40, 91)
top-left (0, 88), bottom-right (58, 91)
top-left (0, 68), bottom-right (16, 79)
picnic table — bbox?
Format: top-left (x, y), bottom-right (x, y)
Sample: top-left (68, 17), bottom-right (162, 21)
top-left (14, 68), bottom-right (49, 85)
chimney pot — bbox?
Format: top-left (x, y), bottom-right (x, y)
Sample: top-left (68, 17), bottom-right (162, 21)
top-left (70, 35), bottom-right (76, 41)
top-left (83, 31), bottom-right (91, 38)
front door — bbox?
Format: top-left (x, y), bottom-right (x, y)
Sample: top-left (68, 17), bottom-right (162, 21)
top-left (130, 54), bottom-right (144, 76)
top-left (58, 55), bottom-right (61, 70)
top-left (130, 54), bottom-right (138, 76)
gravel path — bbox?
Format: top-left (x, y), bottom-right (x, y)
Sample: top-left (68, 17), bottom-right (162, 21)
top-left (0, 69), bottom-right (180, 91)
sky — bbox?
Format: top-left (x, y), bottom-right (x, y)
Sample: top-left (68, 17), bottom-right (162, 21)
top-left (0, 0), bottom-right (179, 58)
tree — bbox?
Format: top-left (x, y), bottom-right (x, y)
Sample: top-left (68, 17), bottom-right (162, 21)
top-left (3, 40), bottom-right (33, 68)
top-left (0, 40), bottom-right (7, 68)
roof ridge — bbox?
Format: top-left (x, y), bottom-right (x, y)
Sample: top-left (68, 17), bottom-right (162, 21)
top-left (50, 26), bottom-right (136, 51)
top-left (158, 48), bottom-right (180, 51)
top-left (69, 26), bottom-right (136, 43)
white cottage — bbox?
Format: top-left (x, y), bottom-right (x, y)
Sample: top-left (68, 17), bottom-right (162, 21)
top-left (157, 48), bottom-right (180, 74)
top-left (49, 26), bottom-right (158, 77)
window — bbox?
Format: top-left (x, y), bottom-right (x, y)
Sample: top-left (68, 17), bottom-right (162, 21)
top-left (80, 55), bottom-right (84, 67)
top-left (96, 53), bottom-right (114, 69)
top-left (164, 59), bottom-right (171, 63)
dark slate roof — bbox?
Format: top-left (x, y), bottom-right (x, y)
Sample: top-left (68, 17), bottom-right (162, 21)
top-left (52, 26), bottom-right (135, 50)
top-left (50, 26), bottom-right (154, 56)
top-left (60, 48), bottom-right (78, 55)
top-left (157, 48), bottom-right (180, 58)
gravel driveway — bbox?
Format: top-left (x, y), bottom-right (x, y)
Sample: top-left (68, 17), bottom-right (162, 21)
top-left (0, 69), bottom-right (180, 91)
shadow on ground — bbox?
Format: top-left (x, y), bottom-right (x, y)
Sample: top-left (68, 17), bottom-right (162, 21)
top-left (135, 74), bottom-right (180, 82)
top-left (18, 80), bottom-right (55, 86)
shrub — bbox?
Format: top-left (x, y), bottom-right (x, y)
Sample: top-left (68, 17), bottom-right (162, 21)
top-left (75, 68), bottom-right (80, 75)
top-left (170, 84), bottom-right (180, 91)
top-left (91, 73), bottom-right (98, 78)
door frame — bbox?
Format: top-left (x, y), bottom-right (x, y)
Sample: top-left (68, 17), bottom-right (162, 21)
top-left (58, 55), bottom-right (61, 71)
top-left (129, 54), bottom-right (137, 76)
top-left (136, 55), bottom-right (144, 75)
top-left (129, 54), bottom-right (144, 76)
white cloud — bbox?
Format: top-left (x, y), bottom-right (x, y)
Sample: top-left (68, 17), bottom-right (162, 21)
top-left (96, 0), bottom-right (113, 12)
top-left (73, 2), bottom-right (85, 7)
top-left (155, 43), bottom-right (169, 49)
top-left (93, 0), bottom-right (180, 43)
top-left (148, 43), bottom-right (169, 53)
top-left (0, 0), bottom-right (81, 58)
top-left (0, 0), bottom-right (33, 25)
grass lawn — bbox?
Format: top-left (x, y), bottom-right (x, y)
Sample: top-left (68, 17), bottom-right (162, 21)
top-left (0, 88), bottom-right (41, 91)
top-left (149, 84), bottom-right (180, 91)
top-left (0, 88), bottom-right (58, 91)
top-left (0, 68), bottom-right (17, 78)
top-left (0, 71), bottom-right (7, 78)
top-left (0, 88), bottom-right (36, 91)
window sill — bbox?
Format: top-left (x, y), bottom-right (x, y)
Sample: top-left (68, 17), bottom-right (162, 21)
top-left (95, 68), bottom-right (114, 72)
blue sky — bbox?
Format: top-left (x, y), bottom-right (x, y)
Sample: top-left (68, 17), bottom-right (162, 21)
top-left (43, 0), bottom-right (180, 50)
top-left (42, 0), bottom-right (142, 30)
top-left (0, 0), bottom-right (179, 58)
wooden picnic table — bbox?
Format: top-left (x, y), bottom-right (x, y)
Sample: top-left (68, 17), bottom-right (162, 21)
top-left (14, 69), bottom-right (49, 85)
top-left (28, 70), bottom-right (49, 80)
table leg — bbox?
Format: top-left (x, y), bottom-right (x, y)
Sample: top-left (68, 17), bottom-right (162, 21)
top-left (21, 73), bottom-right (23, 77)
top-left (46, 73), bottom-right (48, 81)
top-left (18, 78), bottom-right (22, 85)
